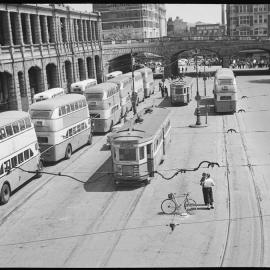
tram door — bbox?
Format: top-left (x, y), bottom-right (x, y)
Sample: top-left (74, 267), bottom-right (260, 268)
top-left (147, 143), bottom-right (154, 177)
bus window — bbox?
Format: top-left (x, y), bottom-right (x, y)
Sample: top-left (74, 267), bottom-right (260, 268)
top-left (25, 117), bottom-right (31, 128)
top-left (68, 128), bottom-right (72, 137)
top-left (11, 156), bottom-right (18, 168)
top-left (4, 160), bottom-right (11, 172)
top-left (0, 164), bottom-right (3, 175)
top-left (139, 146), bottom-right (145, 160)
top-left (61, 106), bottom-right (67, 115)
top-left (70, 103), bottom-right (75, 111)
top-left (0, 127), bottom-right (6, 140)
top-left (18, 119), bottom-right (26, 131)
top-left (12, 122), bottom-right (20, 134)
top-left (24, 149), bottom-right (30, 160)
top-left (30, 149), bottom-right (34, 157)
top-left (74, 102), bottom-right (78, 110)
top-left (66, 104), bottom-right (71, 114)
top-left (119, 148), bottom-right (136, 161)
top-left (37, 136), bottom-right (48, 143)
top-left (5, 125), bottom-right (13, 137)
top-left (18, 153), bottom-right (24, 164)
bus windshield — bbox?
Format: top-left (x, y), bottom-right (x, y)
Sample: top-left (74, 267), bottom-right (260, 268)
top-left (218, 79), bottom-right (233, 85)
top-left (119, 148), bottom-right (136, 161)
top-left (86, 93), bottom-right (104, 100)
top-left (30, 110), bottom-right (52, 119)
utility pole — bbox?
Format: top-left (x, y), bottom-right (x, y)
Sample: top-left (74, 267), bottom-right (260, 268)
top-left (189, 49), bottom-right (207, 128)
top-left (195, 49), bottom-right (201, 126)
top-left (130, 49), bottom-right (138, 117)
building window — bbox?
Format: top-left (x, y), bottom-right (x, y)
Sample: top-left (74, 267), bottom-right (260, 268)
top-left (240, 16), bottom-right (249, 25)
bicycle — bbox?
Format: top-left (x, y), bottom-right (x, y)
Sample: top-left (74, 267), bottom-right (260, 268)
top-left (161, 192), bottom-right (197, 215)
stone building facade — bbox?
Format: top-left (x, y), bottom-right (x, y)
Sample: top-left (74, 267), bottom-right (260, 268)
top-left (226, 4), bottom-right (270, 37)
top-left (93, 4), bottom-right (166, 40)
top-left (0, 4), bottom-right (103, 112)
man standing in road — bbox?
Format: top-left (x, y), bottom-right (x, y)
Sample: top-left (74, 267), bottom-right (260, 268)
top-left (200, 172), bottom-right (208, 205)
top-left (203, 173), bottom-right (215, 209)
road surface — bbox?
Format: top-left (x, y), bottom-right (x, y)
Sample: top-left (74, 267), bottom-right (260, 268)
top-left (0, 71), bottom-right (270, 267)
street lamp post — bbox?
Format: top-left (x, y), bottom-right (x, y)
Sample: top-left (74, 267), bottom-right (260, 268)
top-left (195, 50), bottom-right (201, 126)
top-left (189, 49), bottom-right (207, 128)
top-left (130, 49), bottom-right (139, 119)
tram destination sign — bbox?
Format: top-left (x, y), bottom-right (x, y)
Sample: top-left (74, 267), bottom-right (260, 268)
top-left (119, 141), bottom-right (137, 148)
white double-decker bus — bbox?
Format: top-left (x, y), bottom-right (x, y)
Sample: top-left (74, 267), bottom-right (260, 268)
top-left (108, 74), bottom-right (133, 117)
top-left (0, 111), bottom-right (42, 204)
top-left (70, 79), bottom-right (97, 95)
top-left (29, 94), bottom-right (92, 162)
top-left (85, 82), bottom-right (121, 133)
top-left (136, 67), bottom-right (155, 97)
top-left (123, 71), bottom-right (144, 103)
top-left (33, 88), bottom-right (65, 103)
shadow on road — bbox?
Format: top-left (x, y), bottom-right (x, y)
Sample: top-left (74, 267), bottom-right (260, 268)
top-left (248, 79), bottom-right (270, 84)
top-left (83, 157), bottom-right (142, 192)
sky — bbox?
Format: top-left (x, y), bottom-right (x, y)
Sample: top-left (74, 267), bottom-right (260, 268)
top-left (68, 4), bottom-right (222, 24)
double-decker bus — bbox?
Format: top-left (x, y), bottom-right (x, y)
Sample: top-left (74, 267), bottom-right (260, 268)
top-left (105, 71), bottom-right (123, 80)
top-left (0, 111), bottom-right (42, 204)
top-left (110, 107), bottom-right (171, 186)
top-left (170, 77), bottom-right (193, 105)
top-left (85, 82), bottom-right (121, 133)
top-left (122, 71), bottom-right (144, 104)
top-left (70, 79), bottom-right (97, 95)
top-left (33, 88), bottom-right (65, 103)
top-left (213, 68), bottom-right (237, 113)
top-left (136, 67), bottom-right (155, 98)
top-left (108, 74), bottom-right (133, 117)
top-left (29, 94), bottom-right (92, 162)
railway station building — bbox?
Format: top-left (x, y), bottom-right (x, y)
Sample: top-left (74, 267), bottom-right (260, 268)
top-left (0, 4), bottom-right (103, 112)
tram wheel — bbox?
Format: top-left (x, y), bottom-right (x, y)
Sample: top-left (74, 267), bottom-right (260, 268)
top-left (0, 183), bottom-right (11, 205)
top-left (65, 144), bottom-right (72, 159)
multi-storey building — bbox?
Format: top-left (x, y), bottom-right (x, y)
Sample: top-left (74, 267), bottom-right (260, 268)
top-left (167, 16), bottom-right (189, 37)
top-left (226, 4), bottom-right (270, 37)
top-left (0, 4), bottom-right (102, 112)
top-left (93, 4), bottom-right (166, 40)
top-left (190, 23), bottom-right (226, 37)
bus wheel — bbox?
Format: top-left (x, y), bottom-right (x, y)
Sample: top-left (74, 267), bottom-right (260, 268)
top-left (87, 134), bottom-right (93, 145)
top-left (145, 178), bottom-right (151, 185)
top-left (65, 144), bottom-right (72, 159)
top-left (0, 183), bottom-right (11, 205)
top-left (109, 121), bottom-right (113, 132)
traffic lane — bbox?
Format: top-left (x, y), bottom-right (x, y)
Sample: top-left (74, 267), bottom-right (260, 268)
top-left (57, 91), bottom-right (229, 267)
top-left (0, 87), bottom-right (165, 266)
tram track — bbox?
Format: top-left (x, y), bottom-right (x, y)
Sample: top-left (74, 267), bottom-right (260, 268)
top-left (219, 112), bottom-right (265, 266)
top-left (219, 115), bottom-right (232, 266)
top-left (234, 112), bottom-right (265, 266)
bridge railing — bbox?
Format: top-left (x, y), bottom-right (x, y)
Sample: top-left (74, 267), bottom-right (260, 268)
top-left (102, 35), bottom-right (270, 45)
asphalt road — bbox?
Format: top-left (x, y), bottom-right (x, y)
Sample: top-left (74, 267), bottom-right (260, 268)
top-left (0, 70), bottom-right (270, 267)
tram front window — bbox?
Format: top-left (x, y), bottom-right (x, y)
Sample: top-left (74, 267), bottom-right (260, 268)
top-left (175, 88), bottom-right (183, 94)
top-left (218, 79), bottom-right (233, 85)
top-left (119, 148), bottom-right (136, 161)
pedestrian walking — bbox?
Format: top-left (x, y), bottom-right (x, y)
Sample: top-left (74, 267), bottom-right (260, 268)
top-left (164, 86), bottom-right (168, 98)
top-left (159, 82), bottom-right (162, 92)
top-left (200, 172), bottom-right (208, 205)
top-left (161, 86), bottom-right (164, 98)
top-left (203, 173), bottom-right (215, 209)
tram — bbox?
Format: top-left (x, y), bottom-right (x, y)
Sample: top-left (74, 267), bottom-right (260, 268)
top-left (213, 68), bottom-right (237, 113)
top-left (170, 77), bottom-right (193, 105)
top-left (110, 107), bottom-right (171, 186)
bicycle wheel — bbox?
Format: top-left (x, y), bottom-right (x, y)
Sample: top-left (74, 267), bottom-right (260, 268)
top-left (184, 199), bottom-right (197, 215)
top-left (161, 199), bottom-right (177, 214)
